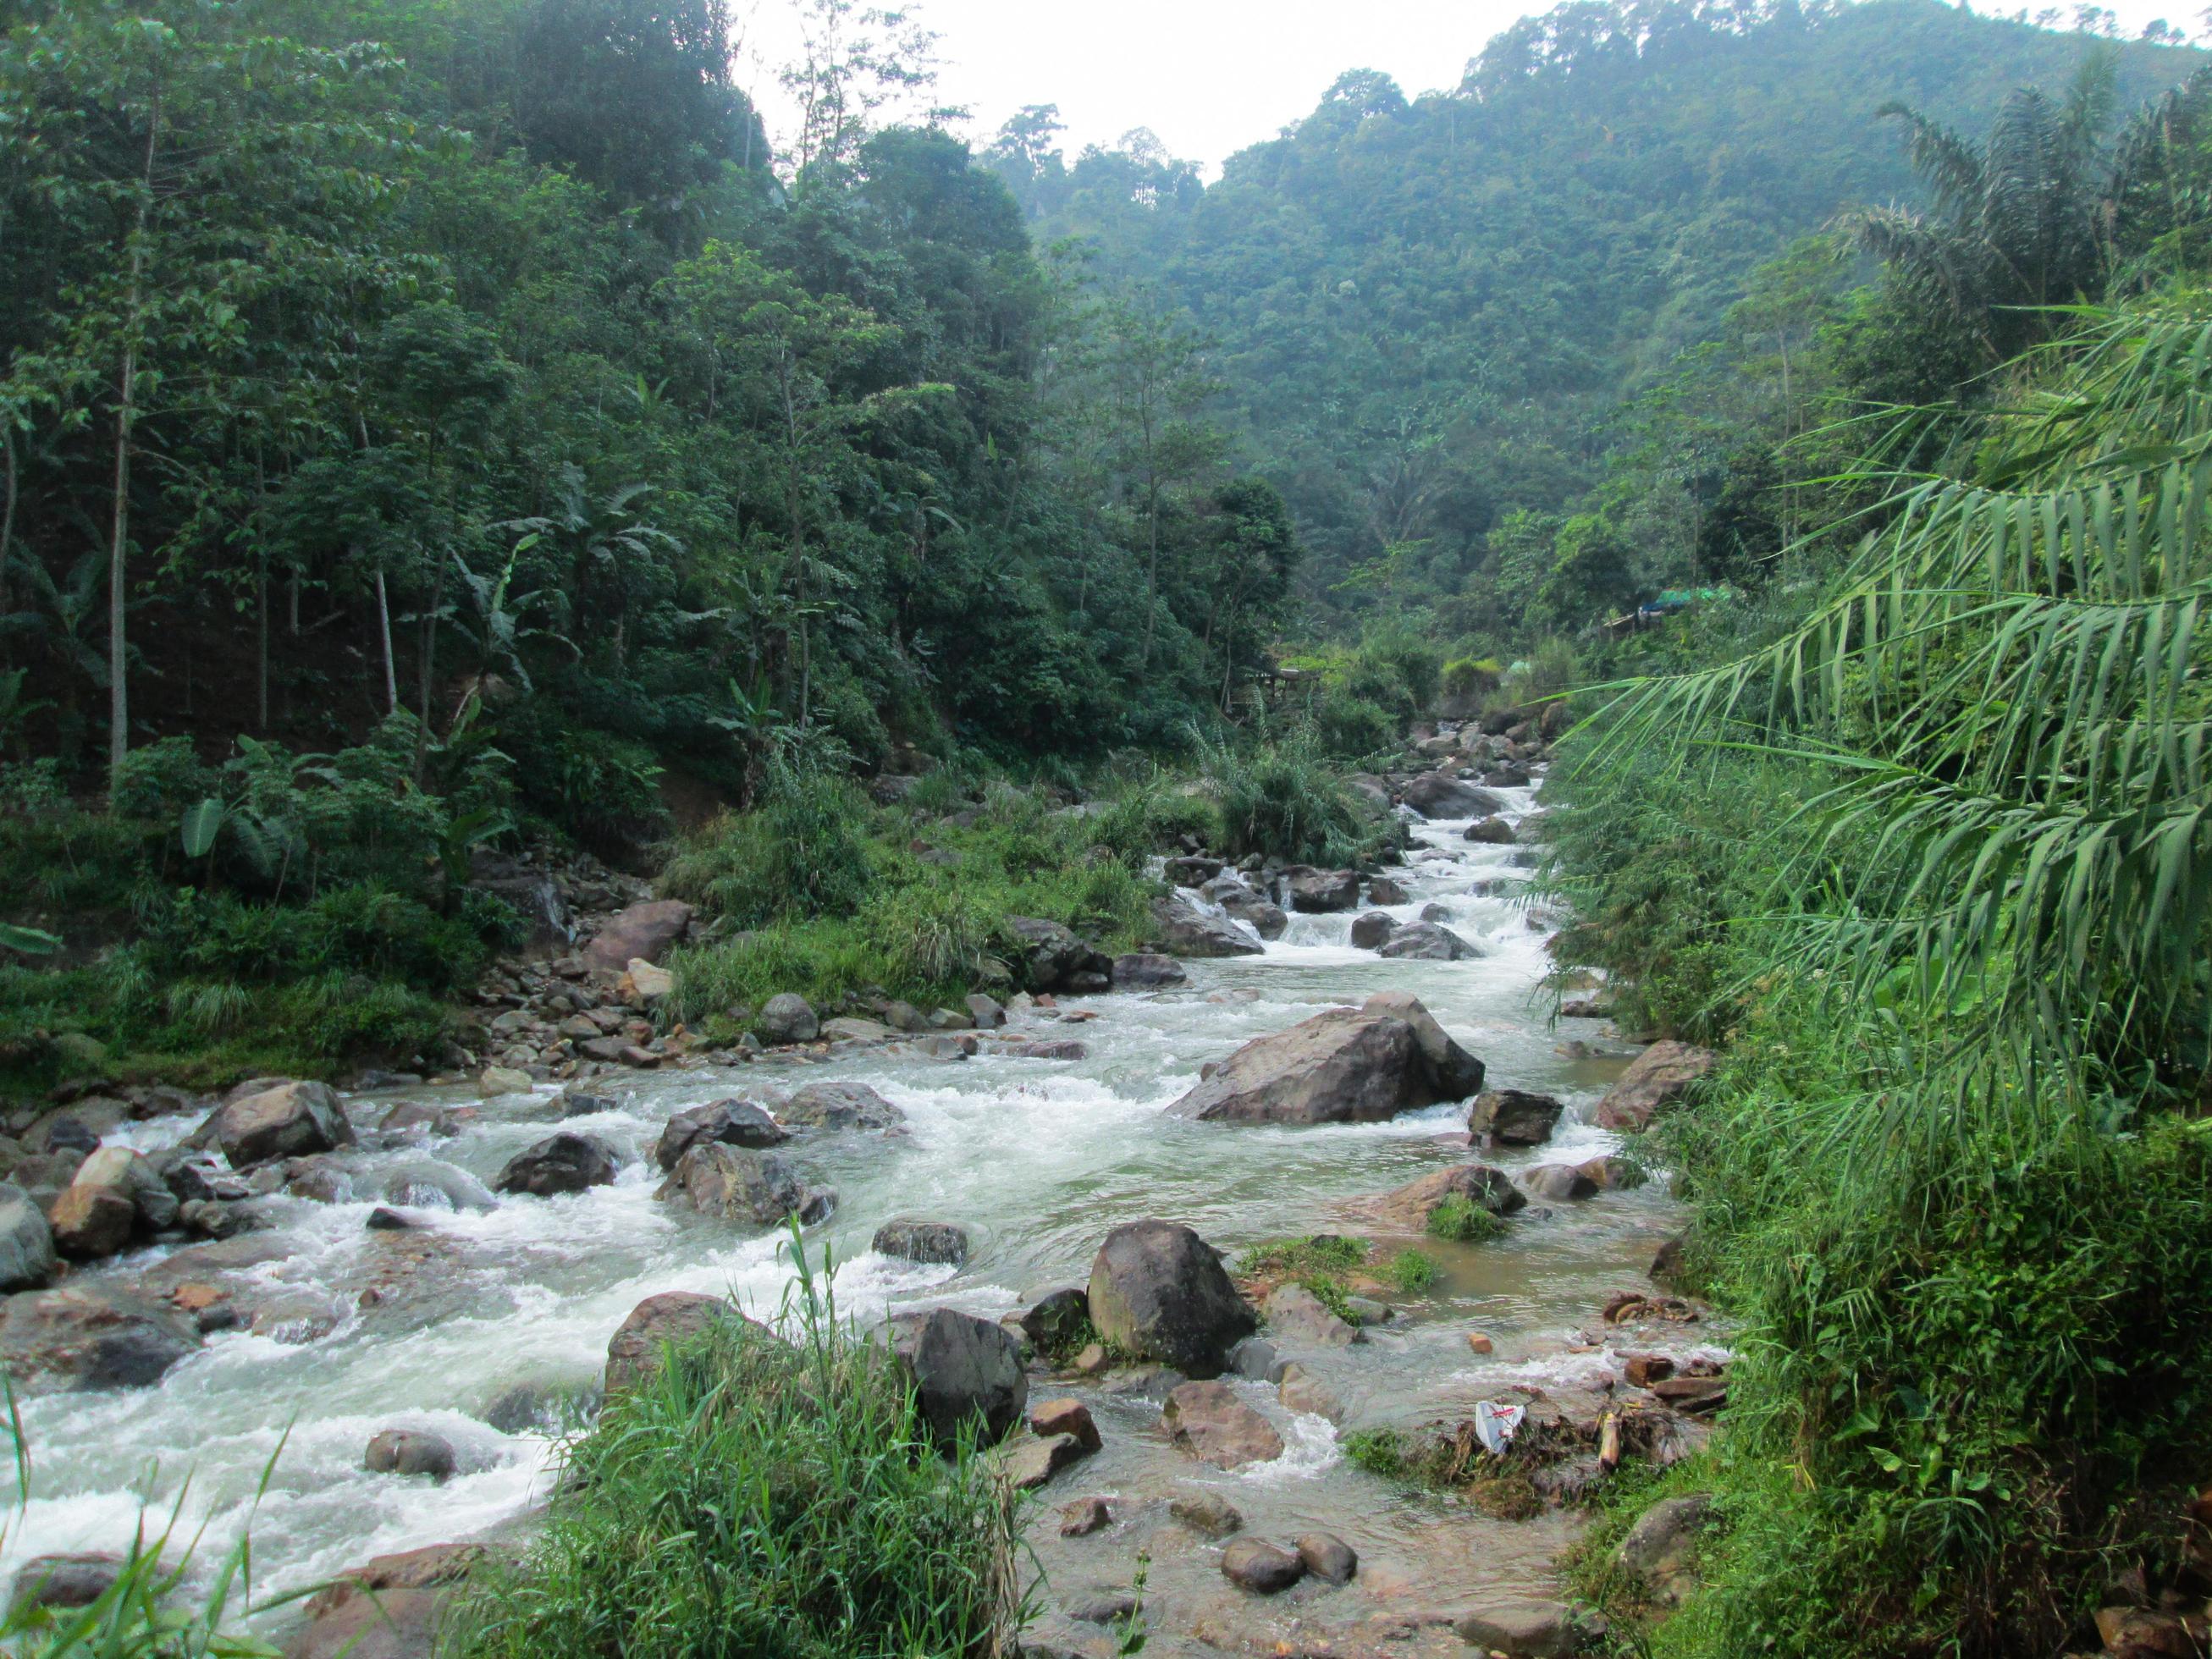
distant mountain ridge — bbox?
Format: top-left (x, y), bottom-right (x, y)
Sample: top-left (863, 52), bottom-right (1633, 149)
top-left (988, 0), bottom-right (2204, 592)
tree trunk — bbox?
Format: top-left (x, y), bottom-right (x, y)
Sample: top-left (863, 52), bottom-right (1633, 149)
top-left (375, 565), bottom-right (397, 716)
top-left (257, 546), bottom-right (269, 730)
top-left (108, 341), bottom-right (136, 794)
top-left (0, 431), bottom-right (15, 672)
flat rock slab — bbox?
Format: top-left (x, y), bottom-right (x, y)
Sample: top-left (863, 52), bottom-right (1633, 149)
top-left (1162, 1379), bottom-right (1284, 1469)
top-left (1591, 1040), bottom-right (1717, 1132)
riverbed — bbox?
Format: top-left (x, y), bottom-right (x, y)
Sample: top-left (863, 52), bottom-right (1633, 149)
top-left (3, 783), bottom-right (1686, 1652)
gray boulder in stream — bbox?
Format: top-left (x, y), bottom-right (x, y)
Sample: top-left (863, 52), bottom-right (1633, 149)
top-left (781, 1081), bottom-right (903, 1132)
top-left (656, 1144), bottom-right (805, 1227)
top-left (1376, 922), bottom-right (1481, 961)
top-left (1469, 1088), bottom-right (1564, 1147)
top-left (1167, 992), bottom-right (1484, 1125)
top-left (1400, 774), bottom-right (1507, 819)
top-left (880, 1308), bottom-right (1027, 1450)
top-left (0, 1184), bottom-right (57, 1292)
top-left (1005, 917), bottom-right (1112, 992)
top-left (654, 1099), bottom-right (786, 1170)
top-left (207, 1081), bottom-right (353, 1169)
top-left (0, 1285), bottom-right (201, 1393)
top-left (494, 1133), bottom-right (618, 1198)
top-left (1086, 1218), bottom-right (1255, 1377)
top-left (1150, 895), bottom-right (1263, 958)
top-left (1200, 878), bottom-right (1288, 940)
top-left (1283, 867), bottom-right (1360, 912)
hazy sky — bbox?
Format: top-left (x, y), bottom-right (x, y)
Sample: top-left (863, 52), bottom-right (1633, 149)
top-left (728, 0), bottom-right (2197, 173)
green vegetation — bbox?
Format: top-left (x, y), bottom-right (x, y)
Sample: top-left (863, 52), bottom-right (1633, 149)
top-left (459, 1249), bottom-right (1024, 1658)
top-left (1384, 1248), bottom-right (1438, 1294)
top-left (1543, 282), bottom-right (2212, 1653)
top-left (1424, 1195), bottom-right (1504, 1244)
top-left (1240, 1233), bottom-right (1370, 1326)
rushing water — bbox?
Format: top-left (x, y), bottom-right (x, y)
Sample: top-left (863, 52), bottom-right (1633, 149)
top-left (3, 782), bottom-right (1689, 1645)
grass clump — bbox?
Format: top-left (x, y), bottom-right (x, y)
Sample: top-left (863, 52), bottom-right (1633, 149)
top-left (1342, 1427), bottom-right (1406, 1478)
top-left (1241, 1234), bottom-right (1370, 1327)
top-left (1425, 1195), bottom-right (1504, 1243)
top-left (1202, 727), bottom-right (1393, 866)
top-left (459, 1245), bottom-right (1024, 1658)
top-left (1386, 1248), bottom-right (1439, 1293)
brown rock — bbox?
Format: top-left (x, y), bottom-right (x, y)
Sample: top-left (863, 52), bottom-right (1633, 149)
top-left (1029, 1397), bottom-right (1101, 1452)
top-left (1622, 1353), bottom-right (1675, 1386)
top-left (582, 900), bottom-right (694, 972)
top-left (1379, 1163), bottom-right (1525, 1228)
top-left (47, 1184), bottom-right (135, 1259)
top-left (604, 1292), bottom-right (758, 1392)
top-left (1167, 995), bottom-right (1482, 1125)
top-left (1170, 1490), bottom-right (1244, 1535)
top-left (2093, 1607), bottom-right (2202, 1659)
top-left (1161, 1380), bottom-right (1284, 1469)
top-left (1592, 1040), bottom-right (1718, 1132)
top-left (287, 1542), bottom-right (486, 1659)
top-left (1059, 1496), bottom-right (1112, 1536)
top-left (1220, 1538), bottom-right (1305, 1593)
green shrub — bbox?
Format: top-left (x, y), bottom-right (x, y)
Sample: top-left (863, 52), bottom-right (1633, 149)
top-left (1342, 1428), bottom-right (1406, 1478)
top-left (1241, 1235), bottom-right (1368, 1277)
top-left (457, 1242), bottom-right (1023, 1658)
top-left (1313, 692), bottom-right (1394, 759)
top-left (1426, 1194), bottom-right (1503, 1243)
top-left (1205, 729), bottom-right (1389, 866)
top-left (1387, 1248), bottom-right (1438, 1292)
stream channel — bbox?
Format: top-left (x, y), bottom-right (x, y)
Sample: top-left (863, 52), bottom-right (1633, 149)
top-left (6, 780), bottom-right (1690, 1655)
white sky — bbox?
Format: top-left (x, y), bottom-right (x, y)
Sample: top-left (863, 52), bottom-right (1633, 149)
top-left (725, 0), bottom-right (2198, 174)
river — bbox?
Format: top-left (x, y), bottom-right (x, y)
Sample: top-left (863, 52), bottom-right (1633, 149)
top-left (3, 780), bottom-right (1690, 1652)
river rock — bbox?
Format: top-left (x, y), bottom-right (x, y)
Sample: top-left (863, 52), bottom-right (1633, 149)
top-left (1578, 1155), bottom-right (1647, 1190)
top-left (77, 1145), bottom-right (178, 1231)
top-left (9, 1552), bottom-right (121, 1613)
top-left (583, 899), bottom-right (693, 972)
top-left (1171, 1490), bottom-right (1244, 1535)
top-left (756, 993), bottom-right (819, 1044)
top-left (605, 1291), bottom-right (758, 1391)
top-left (1086, 1218), bottom-right (1255, 1376)
top-left (0, 1184), bottom-right (58, 1292)
top-left (873, 1219), bottom-right (970, 1265)
top-left (1162, 1380), bottom-right (1283, 1468)
top-left (1166, 854), bottom-right (1226, 885)
top-left (1524, 1163), bottom-right (1600, 1201)
top-left (1349, 911), bottom-right (1398, 950)
top-left (1006, 916), bottom-right (1112, 992)
top-left (1297, 1533), bottom-right (1359, 1585)
top-left (46, 1183), bottom-right (134, 1260)
top-left (657, 1144), bottom-right (803, 1226)
top-left (1149, 895), bottom-right (1263, 959)
top-left (1059, 1496), bottom-right (1112, 1536)
top-left (494, 1133), bottom-right (617, 1197)
top-left (285, 1541), bottom-right (488, 1659)
top-left (1376, 921), bottom-right (1480, 960)
top-left (882, 1307), bottom-right (1027, 1450)
top-left (1205, 879), bottom-right (1290, 940)
top-left (1277, 1362), bottom-right (1344, 1420)
top-left (997, 1431), bottom-right (1085, 1491)
top-left (378, 1102), bottom-right (463, 1137)
top-left (1017, 1287), bottom-right (1090, 1353)
top-left (364, 1430), bottom-right (456, 1481)
top-left (477, 1066), bottom-right (534, 1098)
top-left (1284, 867), bottom-right (1360, 912)
top-left (1381, 1163), bottom-right (1527, 1228)
top-left (1112, 952), bottom-right (1189, 989)
top-left (1401, 774), bottom-right (1507, 818)
top-left (209, 1081), bottom-right (353, 1169)
top-left (1616, 1492), bottom-right (1713, 1604)
top-left (1167, 993), bottom-right (1482, 1124)
top-left (1453, 1601), bottom-right (1597, 1656)
top-left (1219, 1538), bottom-right (1304, 1593)
top-left (654, 1099), bottom-right (786, 1170)
top-left (1029, 1397), bottom-right (1100, 1451)
top-left (10, 1149), bottom-right (85, 1210)
top-left (1264, 1283), bottom-right (1361, 1348)
top-left (0, 1285), bottom-right (201, 1393)
top-left (1593, 1040), bottom-right (1718, 1131)
top-left (781, 1080), bottom-right (903, 1131)
top-left (1468, 1088), bottom-right (1564, 1147)
top-left (1464, 814), bottom-right (1516, 844)
top-left (1368, 875), bottom-right (1411, 905)
top-left (821, 1016), bottom-right (896, 1044)
top-left (965, 994), bottom-right (1007, 1028)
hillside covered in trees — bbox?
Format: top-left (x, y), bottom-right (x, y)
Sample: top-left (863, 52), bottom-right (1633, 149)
top-left (990, 0), bottom-right (2203, 626)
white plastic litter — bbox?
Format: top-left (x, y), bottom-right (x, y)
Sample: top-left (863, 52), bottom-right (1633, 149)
top-left (1472, 1399), bottom-right (1526, 1455)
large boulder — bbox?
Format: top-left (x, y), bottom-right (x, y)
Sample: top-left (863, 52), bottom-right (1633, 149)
top-left (1380, 1164), bottom-right (1526, 1229)
top-left (781, 1080), bottom-right (903, 1131)
top-left (756, 993), bottom-right (819, 1045)
top-left (364, 1430), bottom-right (455, 1480)
top-left (1464, 815), bottom-right (1516, 845)
top-left (1167, 993), bottom-right (1482, 1124)
top-left (1161, 1380), bottom-right (1283, 1469)
top-left (1349, 912), bottom-right (1398, 950)
top-left (1264, 1283), bottom-right (1360, 1349)
top-left (0, 1285), bottom-right (201, 1393)
top-left (209, 1081), bottom-right (353, 1169)
top-left (1524, 1164), bottom-right (1600, 1202)
top-left (493, 1133), bottom-right (618, 1198)
top-left (1592, 1041), bottom-right (1718, 1132)
top-left (656, 1144), bottom-right (803, 1227)
top-left (46, 1183), bottom-right (134, 1260)
top-left (1220, 1539), bottom-right (1305, 1594)
top-left (0, 1184), bottom-right (58, 1292)
top-left (1112, 952), bottom-right (1190, 989)
top-left (1468, 1089), bottom-right (1564, 1148)
top-left (1283, 868), bottom-right (1360, 913)
top-left (1400, 774), bottom-right (1507, 819)
top-left (284, 1543), bottom-right (487, 1659)
top-left (654, 1100), bottom-right (786, 1171)
top-left (1005, 917), bottom-right (1112, 993)
top-left (1616, 1493), bottom-right (1714, 1605)
top-left (1376, 922), bottom-right (1480, 961)
top-left (1149, 896), bottom-right (1263, 959)
top-left (583, 900), bottom-right (694, 972)
top-left (1086, 1218), bottom-right (1255, 1377)
top-left (873, 1220), bottom-right (970, 1265)
top-left (605, 1291), bottom-right (761, 1391)
top-left (881, 1308), bottom-right (1027, 1451)
top-left (71, 1145), bottom-right (178, 1232)
top-left (1202, 878), bottom-right (1289, 940)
